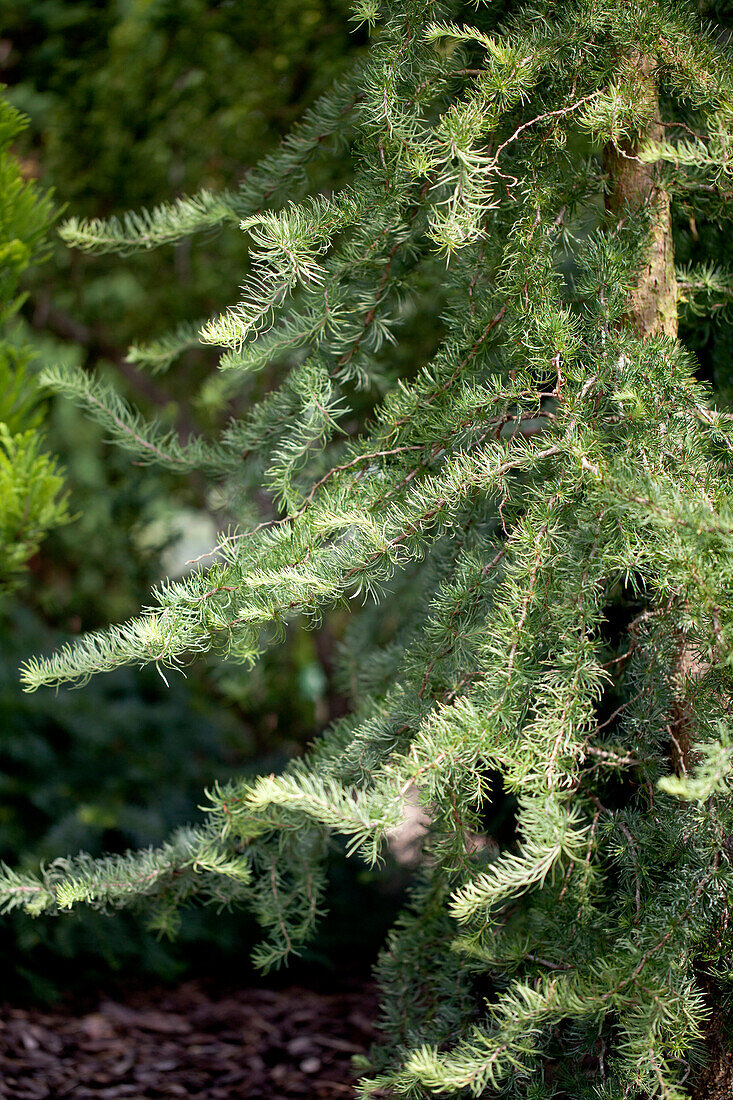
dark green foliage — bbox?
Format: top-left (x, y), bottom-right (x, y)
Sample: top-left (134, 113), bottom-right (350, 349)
top-left (0, 603), bottom-right (254, 999)
top-left (0, 608), bottom-right (244, 864)
top-left (5, 1), bottom-right (733, 1097)
top-left (0, 605), bottom-right (374, 1001)
top-left (0, 0), bottom-right (387, 998)
top-left (1, 0), bottom-right (357, 352)
top-left (2, 0), bottom-right (354, 213)
top-left (0, 0), bottom-right (360, 626)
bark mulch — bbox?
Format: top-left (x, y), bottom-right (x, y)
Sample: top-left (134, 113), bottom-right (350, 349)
top-left (0, 981), bottom-right (380, 1099)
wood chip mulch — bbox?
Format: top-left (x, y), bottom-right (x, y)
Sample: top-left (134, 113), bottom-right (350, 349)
top-left (0, 981), bottom-right (380, 1099)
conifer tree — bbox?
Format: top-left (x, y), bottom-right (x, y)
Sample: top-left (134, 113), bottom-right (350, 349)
top-left (4, 2), bottom-right (733, 1095)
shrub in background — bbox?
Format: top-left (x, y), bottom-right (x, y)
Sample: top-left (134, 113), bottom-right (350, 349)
top-left (0, 15), bottom-right (383, 995)
top-left (0, 92), bottom-right (67, 596)
top-left (0, 604), bottom-right (255, 1000)
top-left (0, 0), bottom-right (359, 631)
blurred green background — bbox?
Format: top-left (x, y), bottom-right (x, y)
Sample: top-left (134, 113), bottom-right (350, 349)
top-left (0, 0), bottom-right (402, 1002)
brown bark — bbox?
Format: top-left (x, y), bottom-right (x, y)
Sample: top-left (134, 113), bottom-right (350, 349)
top-left (604, 57), bottom-right (691, 761)
top-left (603, 53), bottom-right (678, 340)
top-left (604, 56), bottom-right (732, 1100)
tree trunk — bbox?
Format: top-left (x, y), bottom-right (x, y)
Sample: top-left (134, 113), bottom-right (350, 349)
top-left (603, 53), bottom-right (678, 340)
top-left (690, 976), bottom-right (733, 1100)
top-left (604, 53), bottom-right (732, 1100)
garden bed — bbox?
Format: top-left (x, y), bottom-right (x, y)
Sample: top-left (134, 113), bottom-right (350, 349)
top-left (0, 981), bottom-right (379, 1099)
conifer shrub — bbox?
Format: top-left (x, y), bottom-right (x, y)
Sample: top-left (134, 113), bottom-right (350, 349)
top-left (0, 92), bottom-right (67, 595)
top-left (4, 2), bottom-right (733, 1095)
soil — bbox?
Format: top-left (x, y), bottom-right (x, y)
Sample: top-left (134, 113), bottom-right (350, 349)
top-left (0, 981), bottom-right (380, 1099)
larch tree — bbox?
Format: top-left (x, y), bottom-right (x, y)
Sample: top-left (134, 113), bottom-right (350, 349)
top-left (3, 2), bottom-right (733, 1096)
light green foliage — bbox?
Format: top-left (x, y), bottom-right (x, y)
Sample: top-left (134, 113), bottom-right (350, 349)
top-left (6, 1), bottom-right (733, 1096)
top-left (0, 92), bottom-right (67, 595)
top-left (0, 428), bottom-right (67, 585)
top-left (448, 797), bottom-right (588, 923)
top-left (0, 97), bottom-right (50, 320)
top-left (658, 728), bottom-right (733, 801)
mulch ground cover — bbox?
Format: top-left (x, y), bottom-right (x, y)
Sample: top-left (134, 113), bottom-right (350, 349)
top-left (0, 981), bottom-right (380, 1099)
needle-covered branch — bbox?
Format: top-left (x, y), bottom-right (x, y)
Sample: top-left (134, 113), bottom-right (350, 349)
top-left (7, 1), bottom-right (733, 1096)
